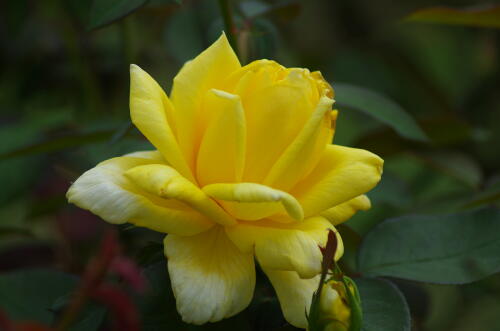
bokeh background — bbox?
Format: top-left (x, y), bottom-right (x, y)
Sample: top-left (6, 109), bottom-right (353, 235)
top-left (1, 0), bottom-right (499, 330)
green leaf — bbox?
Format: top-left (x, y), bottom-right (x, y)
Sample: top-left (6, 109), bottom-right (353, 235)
top-left (52, 293), bottom-right (107, 331)
top-left (87, 0), bottom-right (149, 30)
top-left (358, 208), bottom-right (500, 284)
top-left (0, 269), bottom-right (105, 330)
top-left (412, 151), bottom-right (483, 189)
top-left (163, 6), bottom-right (205, 63)
top-left (0, 131), bottom-right (114, 161)
top-left (333, 83), bottom-right (429, 142)
top-left (404, 5), bottom-right (500, 29)
top-left (0, 112), bottom-right (74, 203)
top-left (461, 181), bottom-right (500, 209)
top-left (0, 269), bottom-right (77, 324)
top-left (355, 278), bottom-right (411, 331)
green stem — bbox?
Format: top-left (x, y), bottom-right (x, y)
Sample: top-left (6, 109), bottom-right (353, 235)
top-left (218, 0), bottom-right (239, 56)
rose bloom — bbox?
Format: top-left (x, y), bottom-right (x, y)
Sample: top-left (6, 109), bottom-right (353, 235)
top-left (67, 33), bottom-right (382, 328)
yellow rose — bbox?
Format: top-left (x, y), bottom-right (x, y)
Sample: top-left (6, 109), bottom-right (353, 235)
top-left (67, 33), bottom-right (382, 328)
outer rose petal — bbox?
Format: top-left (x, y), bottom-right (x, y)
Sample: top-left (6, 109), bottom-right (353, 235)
top-left (164, 227), bottom-right (255, 324)
top-left (321, 195), bottom-right (371, 226)
top-left (66, 152), bottom-right (213, 236)
top-left (225, 217), bottom-right (343, 278)
top-left (203, 182), bottom-right (303, 221)
top-left (196, 90), bottom-right (246, 186)
top-left (292, 144), bottom-right (383, 217)
top-left (124, 164), bottom-right (235, 226)
top-left (120, 150), bottom-right (166, 161)
top-left (264, 269), bottom-right (320, 328)
top-left (129, 65), bottom-right (194, 183)
top-left (170, 34), bottom-right (241, 170)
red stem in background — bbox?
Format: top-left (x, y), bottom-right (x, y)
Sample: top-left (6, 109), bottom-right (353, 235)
top-left (55, 230), bottom-right (120, 331)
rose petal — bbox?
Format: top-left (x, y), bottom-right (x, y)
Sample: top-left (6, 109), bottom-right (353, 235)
top-left (164, 227), bottom-right (255, 324)
top-left (196, 89), bottom-right (246, 186)
top-left (170, 33), bottom-right (241, 170)
top-left (203, 182), bottom-right (303, 221)
top-left (225, 216), bottom-right (343, 278)
top-left (130, 65), bottom-right (194, 182)
top-left (125, 163), bottom-right (234, 226)
top-left (67, 153), bottom-right (213, 236)
top-left (291, 145), bottom-right (383, 217)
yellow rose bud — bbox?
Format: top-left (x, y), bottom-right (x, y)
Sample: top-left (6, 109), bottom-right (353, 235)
top-left (67, 33), bottom-right (383, 328)
top-left (319, 280), bottom-right (353, 331)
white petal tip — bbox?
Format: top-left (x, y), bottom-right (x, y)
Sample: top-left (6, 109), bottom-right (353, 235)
top-left (130, 64), bottom-right (141, 72)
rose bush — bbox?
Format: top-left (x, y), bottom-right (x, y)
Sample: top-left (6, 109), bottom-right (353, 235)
top-left (67, 33), bottom-right (383, 328)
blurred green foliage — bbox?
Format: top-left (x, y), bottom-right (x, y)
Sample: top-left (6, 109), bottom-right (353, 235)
top-left (0, 0), bottom-right (500, 330)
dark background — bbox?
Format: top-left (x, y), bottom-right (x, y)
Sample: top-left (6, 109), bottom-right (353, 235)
top-left (0, 0), bottom-right (499, 330)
